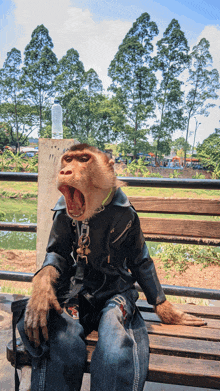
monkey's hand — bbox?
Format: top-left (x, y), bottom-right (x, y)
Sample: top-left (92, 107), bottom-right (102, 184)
top-left (155, 300), bottom-right (207, 327)
top-left (24, 266), bottom-right (63, 347)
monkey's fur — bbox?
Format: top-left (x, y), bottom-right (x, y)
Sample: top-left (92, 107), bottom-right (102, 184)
top-left (25, 144), bottom-right (206, 347)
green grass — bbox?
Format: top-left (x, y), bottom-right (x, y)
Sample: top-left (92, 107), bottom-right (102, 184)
top-left (0, 181), bottom-right (38, 199)
top-left (0, 197), bottom-right (37, 217)
top-left (0, 283), bottom-right (32, 296)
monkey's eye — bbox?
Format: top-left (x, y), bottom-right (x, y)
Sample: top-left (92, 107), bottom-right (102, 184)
top-left (64, 155), bottom-right (73, 163)
top-left (78, 154), bottom-right (90, 163)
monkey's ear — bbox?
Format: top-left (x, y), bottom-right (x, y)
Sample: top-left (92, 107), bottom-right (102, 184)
top-left (109, 159), bottom-right (114, 166)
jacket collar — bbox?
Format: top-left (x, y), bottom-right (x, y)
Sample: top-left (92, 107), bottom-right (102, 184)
top-left (52, 187), bottom-right (130, 211)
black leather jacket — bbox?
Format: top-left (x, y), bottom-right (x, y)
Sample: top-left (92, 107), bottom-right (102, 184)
top-left (41, 188), bottom-right (166, 306)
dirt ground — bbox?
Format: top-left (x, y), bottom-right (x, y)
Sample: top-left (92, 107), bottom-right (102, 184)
top-left (0, 248), bottom-right (219, 298)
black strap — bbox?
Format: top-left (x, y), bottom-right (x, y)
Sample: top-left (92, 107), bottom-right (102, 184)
top-left (11, 299), bottom-right (29, 391)
top-left (66, 258), bottom-right (87, 301)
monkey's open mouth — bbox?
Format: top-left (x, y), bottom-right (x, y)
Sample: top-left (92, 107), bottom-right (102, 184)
top-left (58, 185), bottom-right (85, 218)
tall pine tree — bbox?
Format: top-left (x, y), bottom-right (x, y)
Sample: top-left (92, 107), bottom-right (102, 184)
top-left (21, 25), bottom-right (58, 134)
top-left (152, 19), bottom-right (190, 160)
top-left (0, 48), bottom-right (32, 150)
top-left (108, 12), bottom-right (159, 157)
top-left (183, 38), bottom-right (220, 165)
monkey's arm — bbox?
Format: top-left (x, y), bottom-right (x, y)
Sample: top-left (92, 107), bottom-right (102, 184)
top-left (155, 300), bottom-right (207, 326)
top-left (25, 203), bottom-right (76, 346)
top-left (125, 214), bottom-right (206, 327)
top-left (24, 266), bottom-right (62, 346)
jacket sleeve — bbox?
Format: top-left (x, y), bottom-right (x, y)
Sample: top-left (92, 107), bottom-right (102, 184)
top-left (125, 212), bottom-right (166, 306)
top-left (39, 209), bottom-right (76, 276)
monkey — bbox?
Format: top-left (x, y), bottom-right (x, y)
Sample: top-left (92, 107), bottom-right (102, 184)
top-left (22, 143), bottom-right (206, 391)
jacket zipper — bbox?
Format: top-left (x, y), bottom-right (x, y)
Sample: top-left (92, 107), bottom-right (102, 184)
top-left (111, 220), bottom-right (132, 244)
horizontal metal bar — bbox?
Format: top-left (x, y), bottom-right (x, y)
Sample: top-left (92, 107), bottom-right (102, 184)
top-left (135, 283), bottom-right (220, 300)
top-left (0, 222), bottom-right (37, 232)
top-left (1, 271), bottom-right (219, 300)
top-left (1, 172), bottom-right (220, 190)
top-left (119, 177), bottom-right (220, 189)
top-left (163, 285), bottom-right (220, 301)
top-left (0, 172), bottom-right (38, 182)
top-left (0, 271), bottom-right (34, 282)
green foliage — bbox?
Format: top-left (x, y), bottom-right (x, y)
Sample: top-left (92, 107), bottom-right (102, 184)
top-left (0, 150), bottom-right (38, 172)
top-left (21, 24), bottom-right (58, 133)
top-left (108, 12), bottom-right (159, 157)
top-left (172, 137), bottom-right (191, 154)
top-left (169, 170), bottom-right (182, 178)
top-left (197, 130), bottom-right (220, 176)
top-left (152, 19), bottom-right (189, 159)
top-left (183, 38), bottom-right (220, 163)
top-left (123, 158), bottom-right (163, 177)
top-left (192, 172), bottom-right (205, 179)
top-left (25, 154), bottom-right (38, 173)
top-left (0, 210), bottom-right (6, 220)
top-left (157, 243), bottom-right (220, 278)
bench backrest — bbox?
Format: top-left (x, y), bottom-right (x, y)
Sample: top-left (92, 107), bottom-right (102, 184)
top-left (129, 196), bottom-right (220, 246)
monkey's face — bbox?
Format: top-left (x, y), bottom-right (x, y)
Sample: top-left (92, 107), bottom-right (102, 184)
top-left (57, 146), bottom-right (116, 221)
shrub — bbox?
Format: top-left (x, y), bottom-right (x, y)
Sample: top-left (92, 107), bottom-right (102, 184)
top-left (157, 243), bottom-right (220, 278)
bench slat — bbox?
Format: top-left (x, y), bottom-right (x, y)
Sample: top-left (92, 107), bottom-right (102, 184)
top-left (129, 197), bottom-right (220, 216)
top-left (85, 343), bottom-right (220, 388)
top-left (146, 321), bottom-right (220, 341)
top-left (149, 334), bottom-right (220, 360)
top-left (148, 354), bottom-right (220, 388)
top-left (140, 217), bottom-right (220, 240)
top-left (143, 233), bottom-right (220, 245)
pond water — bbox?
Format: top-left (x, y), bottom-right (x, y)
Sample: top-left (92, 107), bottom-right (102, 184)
top-left (0, 211), bottom-right (37, 250)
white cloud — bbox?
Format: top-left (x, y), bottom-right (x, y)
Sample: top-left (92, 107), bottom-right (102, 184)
top-left (197, 25), bottom-right (220, 72)
top-left (12, 0), bottom-right (132, 90)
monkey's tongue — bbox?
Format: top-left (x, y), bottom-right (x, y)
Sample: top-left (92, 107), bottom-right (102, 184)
top-left (73, 189), bottom-right (84, 210)
top-left (58, 185), bottom-right (85, 216)
top-left (66, 188), bottom-right (85, 217)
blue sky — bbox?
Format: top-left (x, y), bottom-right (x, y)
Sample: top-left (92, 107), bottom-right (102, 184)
top-left (0, 0), bottom-right (220, 143)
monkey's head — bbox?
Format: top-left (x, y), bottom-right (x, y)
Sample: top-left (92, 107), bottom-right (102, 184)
top-left (57, 143), bottom-right (117, 221)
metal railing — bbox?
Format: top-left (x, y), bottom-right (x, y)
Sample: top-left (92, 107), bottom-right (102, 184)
top-left (1, 171), bottom-right (220, 300)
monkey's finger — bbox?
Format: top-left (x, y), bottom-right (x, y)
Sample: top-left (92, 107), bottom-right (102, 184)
top-left (51, 298), bottom-right (63, 314)
top-left (24, 312), bottom-right (35, 341)
top-left (39, 313), bottom-right (49, 341)
top-left (181, 314), bottom-right (207, 327)
top-left (41, 325), bottom-right (49, 342)
top-left (32, 327), bottom-right (40, 347)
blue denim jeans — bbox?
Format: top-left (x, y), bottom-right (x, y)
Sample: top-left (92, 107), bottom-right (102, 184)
top-left (18, 290), bottom-right (149, 391)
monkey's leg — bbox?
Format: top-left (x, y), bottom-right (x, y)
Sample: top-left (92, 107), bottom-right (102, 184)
top-left (90, 292), bottom-right (149, 391)
top-left (18, 310), bottom-right (87, 391)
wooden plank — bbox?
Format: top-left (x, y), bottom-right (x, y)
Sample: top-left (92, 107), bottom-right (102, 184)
top-left (143, 233), bottom-right (220, 246)
top-left (85, 345), bottom-right (220, 388)
top-left (145, 321), bottom-right (220, 341)
top-left (129, 197), bottom-right (220, 216)
top-left (140, 217), bottom-right (220, 240)
top-left (36, 139), bottom-right (79, 270)
top-left (86, 332), bottom-right (220, 360)
top-left (149, 334), bottom-right (220, 360)
top-left (148, 354), bottom-right (220, 388)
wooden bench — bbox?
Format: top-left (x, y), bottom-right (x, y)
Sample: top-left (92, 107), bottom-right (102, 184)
top-left (3, 139), bottom-right (220, 389)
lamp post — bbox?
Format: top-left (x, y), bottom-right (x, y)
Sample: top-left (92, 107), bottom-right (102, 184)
top-left (191, 118), bottom-right (201, 166)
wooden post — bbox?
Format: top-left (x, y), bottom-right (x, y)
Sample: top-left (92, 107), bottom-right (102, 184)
top-left (36, 139), bottom-right (79, 270)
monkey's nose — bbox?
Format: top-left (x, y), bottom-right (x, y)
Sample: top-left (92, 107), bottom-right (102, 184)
top-left (60, 169), bottom-right (73, 175)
